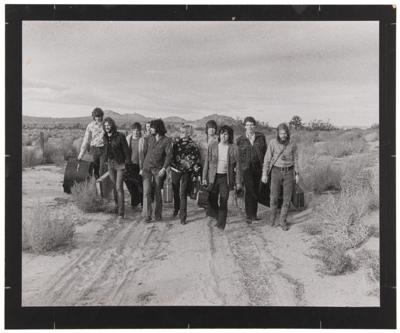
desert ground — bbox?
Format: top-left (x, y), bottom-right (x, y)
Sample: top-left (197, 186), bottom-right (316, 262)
top-left (21, 129), bottom-right (379, 306)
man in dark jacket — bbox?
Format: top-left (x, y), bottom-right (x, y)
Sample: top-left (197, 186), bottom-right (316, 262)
top-left (103, 117), bottom-right (131, 219)
top-left (236, 116), bottom-right (267, 224)
top-left (142, 119), bottom-right (173, 222)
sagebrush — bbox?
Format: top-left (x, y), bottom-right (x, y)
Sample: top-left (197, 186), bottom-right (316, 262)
top-left (71, 177), bottom-right (104, 213)
top-left (23, 202), bottom-right (75, 253)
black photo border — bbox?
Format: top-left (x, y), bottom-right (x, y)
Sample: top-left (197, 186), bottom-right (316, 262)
top-left (5, 4), bottom-right (396, 329)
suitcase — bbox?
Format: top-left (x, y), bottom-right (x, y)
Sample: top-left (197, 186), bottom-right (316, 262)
top-left (197, 186), bottom-right (209, 209)
top-left (63, 158), bottom-right (94, 193)
top-left (291, 183), bottom-right (305, 209)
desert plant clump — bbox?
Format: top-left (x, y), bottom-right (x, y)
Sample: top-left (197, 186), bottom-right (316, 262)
top-left (71, 177), bottom-right (104, 213)
top-left (314, 243), bottom-right (358, 275)
top-left (27, 202), bottom-right (75, 253)
top-left (22, 147), bottom-right (42, 168)
top-left (301, 222), bottom-right (323, 236)
top-left (301, 160), bottom-right (342, 194)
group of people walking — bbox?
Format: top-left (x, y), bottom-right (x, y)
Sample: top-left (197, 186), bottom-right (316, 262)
top-left (78, 107), bottom-right (299, 231)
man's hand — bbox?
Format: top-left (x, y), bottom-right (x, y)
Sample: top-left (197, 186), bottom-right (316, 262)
top-left (139, 169), bottom-right (143, 176)
top-left (202, 179), bottom-right (207, 186)
top-left (295, 174), bottom-right (299, 184)
top-left (236, 184), bottom-right (242, 191)
top-left (158, 167), bottom-right (166, 177)
top-left (261, 175), bottom-right (268, 184)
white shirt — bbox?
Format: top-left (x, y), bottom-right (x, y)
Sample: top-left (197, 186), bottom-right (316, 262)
top-left (217, 143), bottom-right (229, 174)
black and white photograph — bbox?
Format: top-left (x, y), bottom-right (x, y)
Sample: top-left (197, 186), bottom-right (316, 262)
top-left (5, 4), bottom-right (396, 329)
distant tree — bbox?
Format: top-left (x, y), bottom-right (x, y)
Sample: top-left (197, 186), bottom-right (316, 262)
top-left (305, 119), bottom-right (337, 131)
top-left (289, 115), bottom-right (304, 130)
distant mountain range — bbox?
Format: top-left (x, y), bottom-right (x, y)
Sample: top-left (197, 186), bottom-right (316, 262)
top-left (22, 110), bottom-right (239, 128)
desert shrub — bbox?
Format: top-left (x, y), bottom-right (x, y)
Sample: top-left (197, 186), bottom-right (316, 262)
top-left (27, 202), bottom-right (75, 253)
top-left (315, 243), bottom-right (357, 275)
top-left (71, 177), bottom-right (104, 213)
top-left (316, 191), bottom-right (373, 250)
top-left (22, 146), bottom-right (42, 167)
top-left (356, 249), bottom-right (380, 282)
top-left (43, 144), bottom-right (65, 166)
top-left (322, 138), bottom-right (368, 158)
top-left (301, 160), bottom-right (342, 194)
top-left (301, 222), bottom-right (323, 235)
top-left (43, 140), bottom-right (78, 166)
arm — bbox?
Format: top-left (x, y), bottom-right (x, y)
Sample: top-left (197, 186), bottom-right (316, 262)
top-left (78, 123), bottom-right (92, 159)
top-left (233, 145), bottom-right (242, 187)
top-left (293, 142), bottom-right (299, 175)
top-left (202, 145), bottom-right (210, 184)
top-left (138, 137), bottom-right (144, 170)
top-left (120, 133), bottom-right (131, 164)
top-left (262, 141), bottom-right (273, 179)
top-left (162, 138), bottom-right (173, 169)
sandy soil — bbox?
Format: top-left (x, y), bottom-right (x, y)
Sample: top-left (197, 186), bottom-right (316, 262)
top-left (22, 137), bottom-right (380, 307)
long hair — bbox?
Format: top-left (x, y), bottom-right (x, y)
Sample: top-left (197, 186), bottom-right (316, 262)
top-left (218, 125), bottom-right (234, 144)
top-left (150, 119), bottom-right (167, 136)
top-left (103, 117), bottom-right (117, 133)
top-left (92, 107), bottom-right (104, 120)
top-left (205, 120), bottom-right (218, 141)
top-left (276, 123), bottom-right (290, 144)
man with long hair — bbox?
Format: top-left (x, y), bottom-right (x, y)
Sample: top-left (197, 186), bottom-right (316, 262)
top-left (199, 120), bottom-right (218, 166)
top-left (236, 116), bottom-right (267, 224)
top-left (202, 125), bottom-right (242, 230)
top-left (170, 124), bottom-right (202, 224)
top-left (261, 123), bottom-right (299, 231)
top-left (78, 107), bottom-right (105, 178)
top-left (125, 122), bottom-right (145, 208)
top-left (103, 117), bottom-right (131, 220)
top-left (142, 119), bottom-right (173, 222)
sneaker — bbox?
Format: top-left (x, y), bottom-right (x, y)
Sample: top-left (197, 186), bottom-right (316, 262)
top-left (144, 216), bottom-right (152, 223)
top-left (180, 219), bottom-right (187, 225)
top-left (172, 209), bottom-right (179, 217)
top-left (155, 216), bottom-right (162, 221)
top-left (245, 217), bottom-right (253, 224)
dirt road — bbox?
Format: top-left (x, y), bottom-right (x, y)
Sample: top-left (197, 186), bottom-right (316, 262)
top-left (22, 166), bottom-right (379, 307)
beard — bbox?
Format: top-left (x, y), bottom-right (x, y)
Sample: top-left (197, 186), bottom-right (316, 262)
top-left (277, 136), bottom-right (289, 145)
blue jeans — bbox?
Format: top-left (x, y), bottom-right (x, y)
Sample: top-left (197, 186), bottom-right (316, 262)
top-left (108, 160), bottom-right (125, 216)
top-left (91, 146), bottom-right (106, 179)
top-left (142, 169), bottom-right (165, 219)
top-left (270, 166), bottom-right (294, 225)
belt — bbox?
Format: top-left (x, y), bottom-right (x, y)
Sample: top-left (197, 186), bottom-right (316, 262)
top-left (273, 165), bottom-right (294, 172)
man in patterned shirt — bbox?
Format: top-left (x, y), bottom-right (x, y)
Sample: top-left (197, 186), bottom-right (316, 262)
top-left (78, 107), bottom-right (106, 178)
top-left (170, 124), bottom-right (202, 225)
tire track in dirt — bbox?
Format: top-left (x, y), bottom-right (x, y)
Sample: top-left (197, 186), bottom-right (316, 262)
top-left (38, 217), bottom-right (155, 305)
top-left (206, 218), bottom-right (251, 305)
top-left (245, 224), bottom-right (306, 306)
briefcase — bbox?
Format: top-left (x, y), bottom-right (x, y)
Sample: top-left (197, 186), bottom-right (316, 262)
top-left (63, 158), bottom-right (94, 194)
top-left (197, 186), bottom-right (209, 209)
top-left (291, 183), bottom-right (305, 209)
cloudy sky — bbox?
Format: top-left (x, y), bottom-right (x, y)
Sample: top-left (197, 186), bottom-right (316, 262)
top-left (23, 21), bottom-right (378, 127)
